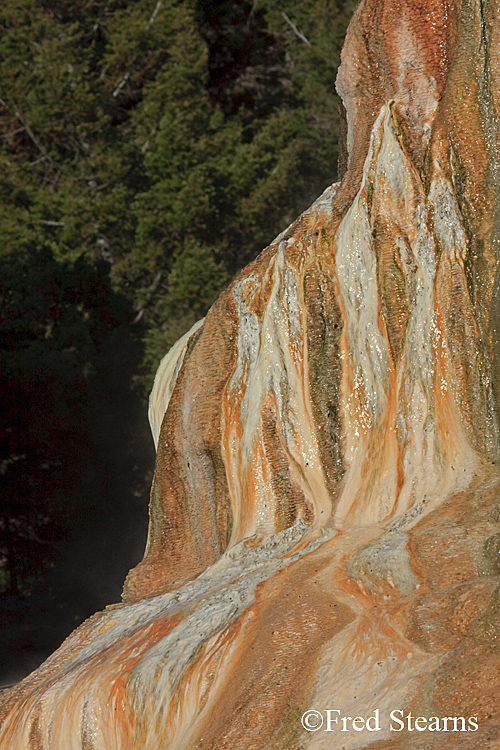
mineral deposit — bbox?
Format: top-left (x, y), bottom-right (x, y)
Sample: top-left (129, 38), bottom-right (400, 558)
top-left (2, 0), bottom-right (500, 747)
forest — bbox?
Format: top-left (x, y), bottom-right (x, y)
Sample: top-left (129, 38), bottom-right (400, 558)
top-left (0, 0), bottom-right (355, 682)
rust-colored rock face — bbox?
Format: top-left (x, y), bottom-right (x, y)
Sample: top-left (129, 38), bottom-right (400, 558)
top-left (3, 0), bottom-right (500, 748)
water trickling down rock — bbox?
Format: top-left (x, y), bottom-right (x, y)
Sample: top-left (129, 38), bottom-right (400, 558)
top-left (2, 0), bottom-right (500, 747)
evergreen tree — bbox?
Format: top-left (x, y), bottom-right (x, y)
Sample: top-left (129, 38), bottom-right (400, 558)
top-left (0, 0), bottom-right (355, 679)
top-left (1, 0), bottom-right (355, 391)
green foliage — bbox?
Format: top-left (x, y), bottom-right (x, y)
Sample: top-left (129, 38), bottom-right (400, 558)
top-left (1, 0), bottom-right (354, 391)
top-left (0, 0), bottom-right (354, 621)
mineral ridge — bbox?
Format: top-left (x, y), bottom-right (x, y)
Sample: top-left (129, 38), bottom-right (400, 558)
top-left (2, 0), bottom-right (500, 747)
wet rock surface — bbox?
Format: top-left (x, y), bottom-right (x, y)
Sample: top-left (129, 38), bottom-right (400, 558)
top-left (2, 0), bottom-right (500, 747)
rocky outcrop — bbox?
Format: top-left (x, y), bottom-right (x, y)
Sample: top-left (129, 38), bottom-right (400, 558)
top-left (2, 0), bottom-right (500, 747)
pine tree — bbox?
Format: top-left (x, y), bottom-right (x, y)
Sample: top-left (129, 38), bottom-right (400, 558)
top-left (0, 0), bottom-right (355, 656)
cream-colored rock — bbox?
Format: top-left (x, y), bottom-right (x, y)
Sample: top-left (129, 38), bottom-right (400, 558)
top-left (2, 0), bottom-right (500, 748)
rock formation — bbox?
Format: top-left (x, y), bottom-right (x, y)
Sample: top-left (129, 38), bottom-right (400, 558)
top-left (2, 0), bottom-right (500, 747)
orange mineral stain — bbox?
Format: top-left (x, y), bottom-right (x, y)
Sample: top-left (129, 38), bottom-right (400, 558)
top-left (3, 0), bottom-right (500, 747)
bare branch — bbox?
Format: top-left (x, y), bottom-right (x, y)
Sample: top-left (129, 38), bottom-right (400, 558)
top-left (148, 0), bottom-right (162, 25)
top-left (15, 113), bottom-right (48, 157)
top-left (132, 272), bottom-right (162, 324)
top-left (1, 126), bottom-right (26, 139)
top-left (113, 72), bottom-right (130, 97)
top-left (281, 12), bottom-right (312, 47)
top-left (28, 156), bottom-right (49, 167)
top-left (13, 111), bottom-right (63, 171)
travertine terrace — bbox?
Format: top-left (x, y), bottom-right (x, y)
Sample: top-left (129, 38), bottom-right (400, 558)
top-left (2, 0), bottom-right (500, 747)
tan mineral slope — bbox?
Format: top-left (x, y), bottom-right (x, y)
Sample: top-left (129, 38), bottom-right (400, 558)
top-left (3, 0), bottom-right (500, 747)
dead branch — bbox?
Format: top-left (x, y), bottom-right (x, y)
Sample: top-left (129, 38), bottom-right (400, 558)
top-left (281, 12), bottom-right (312, 47)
